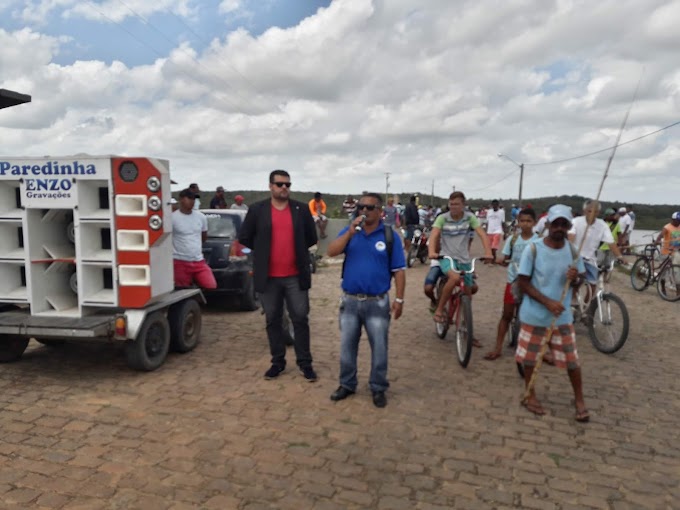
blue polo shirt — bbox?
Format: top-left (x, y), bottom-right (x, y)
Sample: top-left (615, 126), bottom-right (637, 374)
top-left (340, 223), bottom-right (406, 295)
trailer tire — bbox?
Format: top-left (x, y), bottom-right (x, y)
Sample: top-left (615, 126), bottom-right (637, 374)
top-left (0, 336), bottom-right (30, 362)
top-left (125, 312), bottom-right (170, 371)
top-left (169, 299), bottom-right (202, 353)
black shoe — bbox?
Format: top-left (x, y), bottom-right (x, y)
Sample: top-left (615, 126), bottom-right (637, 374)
top-left (330, 386), bottom-right (355, 401)
top-left (299, 366), bottom-right (318, 382)
top-left (372, 391), bottom-right (387, 408)
top-left (264, 364), bottom-right (285, 380)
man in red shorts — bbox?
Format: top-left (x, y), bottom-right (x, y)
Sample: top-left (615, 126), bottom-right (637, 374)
top-left (172, 188), bottom-right (217, 289)
top-left (515, 204), bottom-right (589, 422)
top-left (485, 199), bottom-right (505, 264)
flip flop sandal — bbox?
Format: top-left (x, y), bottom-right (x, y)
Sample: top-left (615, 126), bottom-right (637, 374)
top-left (575, 409), bottom-right (590, 422)
top-left (433, 313), bottom-right (446, 324)
top-left (522, 400), bottom-right (546, 416)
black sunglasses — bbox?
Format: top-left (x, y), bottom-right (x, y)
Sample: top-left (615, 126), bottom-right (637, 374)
top-left (357, 204), bottom-right (377, 211)
top-left (272, 182), bottom-right (292, 188)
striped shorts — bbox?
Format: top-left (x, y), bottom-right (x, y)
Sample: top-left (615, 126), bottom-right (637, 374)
top-left (515, 323), bottom-right (579, 370)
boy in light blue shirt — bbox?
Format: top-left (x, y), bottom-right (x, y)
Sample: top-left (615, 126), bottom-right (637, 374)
top-left (485, 208), bottom-right (537, 360)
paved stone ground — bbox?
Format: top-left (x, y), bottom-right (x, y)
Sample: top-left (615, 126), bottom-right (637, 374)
top-left (1, 249), bottom-right (679, 509)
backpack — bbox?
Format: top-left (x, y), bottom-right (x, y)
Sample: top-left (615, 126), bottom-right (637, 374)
top-left (342, 225), bottom-right (394, 280)
top-left (510, 241), bottom-right (578, 303)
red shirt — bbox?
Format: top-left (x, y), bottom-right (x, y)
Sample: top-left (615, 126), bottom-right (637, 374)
top-left (269, 204), bottom-right (299, 277)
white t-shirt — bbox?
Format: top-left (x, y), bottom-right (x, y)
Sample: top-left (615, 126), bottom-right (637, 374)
top-left (534, 216), bottom-right (548, 237)
top-left (486, 208), bottom-right (505, 234)
top-left (618, 213), bottom-right (632, 234)
top-left (230, 203), bottom-right (249, 210)
top-left (172, 210), bottom-right (208, 261)
top-left (193, 197), bottom-right (201, 210)
top-left (568, 216), bottom-right (614, 263)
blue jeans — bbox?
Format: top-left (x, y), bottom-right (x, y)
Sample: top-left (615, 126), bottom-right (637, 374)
top-left (259, 277), bottom-right (312, 368)
top-left (338, 294), bottom-right (391, 392)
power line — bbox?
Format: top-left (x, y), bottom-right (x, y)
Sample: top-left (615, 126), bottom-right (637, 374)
top-left (524, 119), bottom-right (680, 166)
top-left (84, 1), bottom-right (250, 113)
top-left (158, 4), bottom-right (267, 98)
top-left (111, 0), bottom-right (263, 110)
top-left (466, 166), bottom-right (521, 193)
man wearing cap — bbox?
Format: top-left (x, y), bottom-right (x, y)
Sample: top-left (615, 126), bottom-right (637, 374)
top-left (189, 183), bottom-right (201, 210)
top-left (172, 189), bottom-right (217, 289)
top-left (617, 206), bottom-right (632, 251)
top-left (656, 212), bottom-right (680, 264)
top-left (209, 186), bottom-right (227, 209)
top-left (230, 195), bottom-right (248, 211)
top-left (598, 208), bottom-right (622, 266)
top-left (568, 200), bottom-right (625, 297)
top-left (515, 204), bottom-right (589, 421)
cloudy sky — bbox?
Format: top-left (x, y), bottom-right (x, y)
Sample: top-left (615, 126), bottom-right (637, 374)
top-left (1, 0), bottom-right (680, 204)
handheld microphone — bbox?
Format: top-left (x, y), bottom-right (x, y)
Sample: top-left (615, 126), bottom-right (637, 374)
top-left (354, 214), bottom-right (367, 232)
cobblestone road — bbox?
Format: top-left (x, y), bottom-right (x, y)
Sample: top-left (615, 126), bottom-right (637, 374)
top-left (1, 253), bottom-right (679, 509)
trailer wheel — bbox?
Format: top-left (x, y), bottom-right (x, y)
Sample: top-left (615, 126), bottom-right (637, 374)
top-left (0, 336), bottom-right (30, 362)
top-left (125, 311), bottom-right (170, 371)
top-left (169, 299), bottom-right (202, 353)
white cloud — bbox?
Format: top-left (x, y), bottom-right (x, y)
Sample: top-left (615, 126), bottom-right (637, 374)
top-left (1, 0), bottom-right (680, 204)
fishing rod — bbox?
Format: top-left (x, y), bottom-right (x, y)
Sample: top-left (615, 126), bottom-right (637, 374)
top-left (522, 74), bottom-right (643, 404)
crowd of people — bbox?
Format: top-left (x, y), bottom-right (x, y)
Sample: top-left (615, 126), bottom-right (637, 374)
top-left (169, 174), bottom-right (677, 419)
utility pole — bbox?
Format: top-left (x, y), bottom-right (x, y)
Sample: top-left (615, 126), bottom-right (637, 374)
top-left (431, 179), bottom-right (435, 207)
top-left (518, 163), bottom-right (524, 208)
top-left (384, 172), bottom-right (390, 203)
top-left (452, 185), bottom-right (456, 193)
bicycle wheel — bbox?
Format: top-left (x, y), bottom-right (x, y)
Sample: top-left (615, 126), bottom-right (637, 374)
top-left (586, 293), bottom-right (629, 354)
top-left (407, 245), bottom-right (418, 268)
top-left (630, 257), bottom-right (651, 291)
top-left (454, 295), bottom-right (474, 367)
top-left (506, 315), bottom-right (520, 348)
top-left (656, 264), bottom-right (680, 302)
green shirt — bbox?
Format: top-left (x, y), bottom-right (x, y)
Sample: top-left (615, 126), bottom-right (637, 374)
top-left (600, 221), bottom-right (621, 251)
top-left (433, 211), bottom-right (480, 263)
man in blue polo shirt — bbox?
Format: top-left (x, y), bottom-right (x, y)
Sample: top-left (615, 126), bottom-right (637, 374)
top-left (327, 192), bottom-right (406, 408)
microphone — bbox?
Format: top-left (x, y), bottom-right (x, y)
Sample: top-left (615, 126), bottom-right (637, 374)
top-left (354, 214), bottom-right (367, 232)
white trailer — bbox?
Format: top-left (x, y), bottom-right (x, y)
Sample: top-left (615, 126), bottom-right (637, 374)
top-left (0, 156), bottom-right (203, 370)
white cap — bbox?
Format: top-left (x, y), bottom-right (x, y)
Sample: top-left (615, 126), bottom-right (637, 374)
top-left (618, 207), bottom-right (627, 213)
top-left (170, 198), bottom-right (178, 204)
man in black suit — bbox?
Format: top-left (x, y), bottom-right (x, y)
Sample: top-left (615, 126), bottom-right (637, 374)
top-left (239, 170), bottom-right (319, 381)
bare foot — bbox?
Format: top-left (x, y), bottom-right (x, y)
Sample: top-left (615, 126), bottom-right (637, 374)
top-left (484, 351), bottom-right (501, 360)
top-left (522, 398), bottom-right (546, 416)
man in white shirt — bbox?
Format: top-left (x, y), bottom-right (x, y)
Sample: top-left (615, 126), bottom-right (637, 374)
top-left (172, 188), bottom-right (216, 288)
top-left (485, 199), bottom-right (505, 264)
top-left (568, 199), bottom-right (625, 295)
top-left (189, 183), bottom-right (201, 210)
top-left (617, 206), bottom-right (632, 252)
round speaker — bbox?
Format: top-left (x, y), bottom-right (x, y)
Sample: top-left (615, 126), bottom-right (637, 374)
top-left (67, 222), bottom-right (76, 244)
top-left (69, 272), bottom-right (78, 293)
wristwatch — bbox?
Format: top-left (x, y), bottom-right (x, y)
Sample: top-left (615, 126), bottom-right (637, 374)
top-left (395, 298), bottom-right (404, 304)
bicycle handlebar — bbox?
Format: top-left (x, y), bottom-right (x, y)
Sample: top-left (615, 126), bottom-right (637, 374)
top-left (436, 255), bottom-right (478, 273)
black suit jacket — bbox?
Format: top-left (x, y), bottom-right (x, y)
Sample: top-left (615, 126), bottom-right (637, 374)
top-left (239, 198), bottom-right (318, 293)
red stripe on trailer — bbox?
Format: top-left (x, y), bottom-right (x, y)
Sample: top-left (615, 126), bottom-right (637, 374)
top-left (119, 286), bottom-right (152, 308)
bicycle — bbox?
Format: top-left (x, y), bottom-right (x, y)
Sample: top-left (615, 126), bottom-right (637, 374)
top-left (572, 257), bottom-right (630, 353)
top-left (630, 243), bottom-right (680, 302)
top-left (433, 256), bottom-right (478, 367)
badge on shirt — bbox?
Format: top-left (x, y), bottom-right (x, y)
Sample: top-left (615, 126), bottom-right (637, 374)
top-left (375, 241), bottom-right (386, 252)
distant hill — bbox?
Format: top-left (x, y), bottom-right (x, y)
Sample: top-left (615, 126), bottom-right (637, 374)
top-left (177, 189), bottom-right (675, 231)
